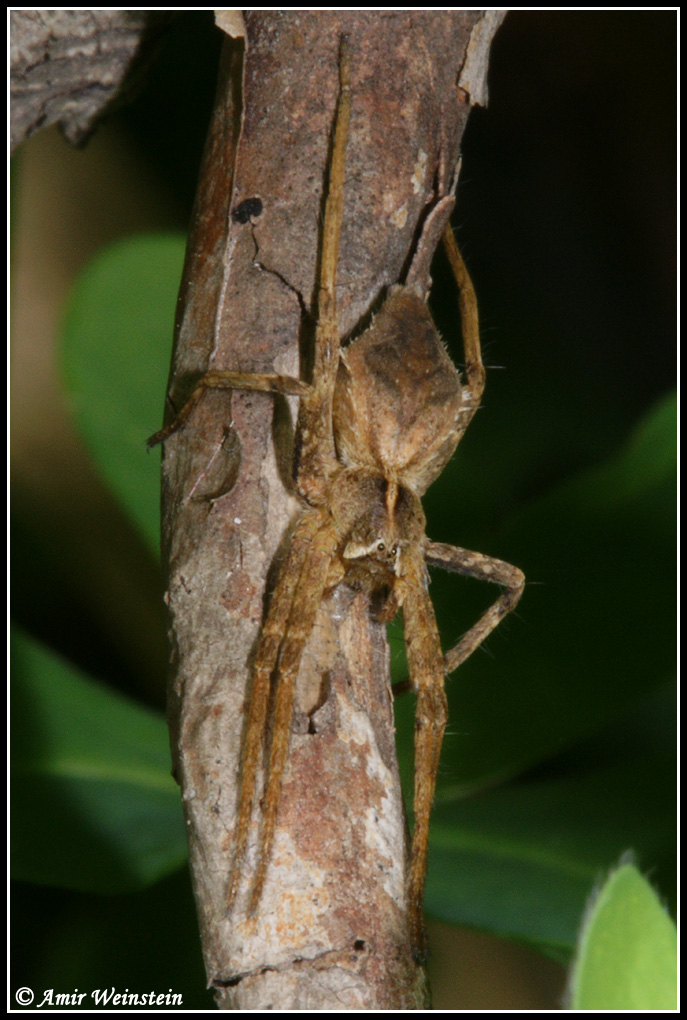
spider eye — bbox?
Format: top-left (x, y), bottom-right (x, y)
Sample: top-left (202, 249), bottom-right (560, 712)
top-left (377, 541), bottom-right (385, 552)
top-left (391, 545), bottom-right (398, 556)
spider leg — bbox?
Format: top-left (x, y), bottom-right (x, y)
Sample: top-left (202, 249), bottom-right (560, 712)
top-left (399, 542), bottom-right (524, 956)
top-left (230, 36), bottom-right (351, 916)
top-left (150, 38), bottom-right (351, 468)
top-left (147, 370), bottom-right (309, 448)
top-left (400, 549), bottom-right (449, 960)
top-left (246, 514), bottom-right (340, 915)
top-left (294, 36), bottom-right (351, 502)
top-left (425, 540), bottom-right (525, 675)
top-left (226, 506), bottom-right (328, 911)
top-left (442, 225), bottom-right (486, 428)
top-left (227, 39), bottom-right (352, 916)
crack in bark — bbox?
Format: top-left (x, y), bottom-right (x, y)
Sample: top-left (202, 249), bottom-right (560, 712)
top-left (215, 935), bottom-right (372, 989)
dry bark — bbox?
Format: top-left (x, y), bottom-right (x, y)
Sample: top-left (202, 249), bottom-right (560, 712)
top-left (9, 10), bottom-right (174, 151)
top-left (158, 10), bottom-right (504, 1010)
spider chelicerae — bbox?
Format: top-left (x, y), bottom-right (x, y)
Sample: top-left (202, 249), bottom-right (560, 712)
top-left (150, 37), bottom-right (524, 955)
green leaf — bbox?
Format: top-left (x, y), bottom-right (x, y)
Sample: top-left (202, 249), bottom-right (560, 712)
top-left (60, 233), bottom-right (186, 555)
top-left (11, 628), bottom-right (187, 893)
top-left (568, 863), bottom-right (677, 1009)
top-left (423, 683), bottom-right (675, 956)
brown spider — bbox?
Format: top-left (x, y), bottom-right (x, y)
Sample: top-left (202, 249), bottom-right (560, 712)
top-left (150, 38), bottom-right (524, 955)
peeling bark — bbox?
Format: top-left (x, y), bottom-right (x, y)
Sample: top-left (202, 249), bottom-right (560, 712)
top-left (9, 10), bottom-right (174, 150)
top-left (158, 10), bottom-right (505, 1010)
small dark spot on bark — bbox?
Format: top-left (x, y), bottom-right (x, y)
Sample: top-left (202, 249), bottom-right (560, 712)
top-left (232, 197), bottom-right (263, 224)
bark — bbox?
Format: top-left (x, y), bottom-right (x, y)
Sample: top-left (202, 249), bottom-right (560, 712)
top-left (10, 10), bottom-right (174, 151)
top-left (159, 10), bottom-right (505, 1011)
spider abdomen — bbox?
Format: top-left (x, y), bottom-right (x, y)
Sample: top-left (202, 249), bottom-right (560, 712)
top-left (333, 287), bottom-right (463, 495)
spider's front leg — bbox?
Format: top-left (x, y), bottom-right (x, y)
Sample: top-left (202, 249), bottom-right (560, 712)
top-left (228, 508), bottom-right (341, 915)
top-left (399, 549), bottom-right (449, 959)
top-left (425, 541), bottom-right (525, 675)
top-left (226, 506), bottom-right (329, 911)
top-left (400, 543), bottom-right (524, 958)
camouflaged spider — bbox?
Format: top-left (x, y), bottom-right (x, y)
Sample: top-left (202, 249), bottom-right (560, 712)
top-left (149, 38), bottom-right (524, 954)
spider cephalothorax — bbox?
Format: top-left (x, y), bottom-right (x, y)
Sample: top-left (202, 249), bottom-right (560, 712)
top-left (328, 468), bottom-right (424, 625)
top-left (150, 37), bottom-right (524, 957)
top-left (334, 472), bottom-right (422, 562)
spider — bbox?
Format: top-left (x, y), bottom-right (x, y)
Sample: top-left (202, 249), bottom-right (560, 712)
top-left (149, 38), bottom-right (524, 956)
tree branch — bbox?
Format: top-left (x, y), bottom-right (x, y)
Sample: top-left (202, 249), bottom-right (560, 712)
top-left (158, 10), bottom-right (504, 1009)
top-left (10, 10), bottom-right (174, 151)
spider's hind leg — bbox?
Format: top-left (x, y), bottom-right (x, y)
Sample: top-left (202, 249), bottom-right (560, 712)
top-left (147, 370), bottom-right (309, 448)
top-left (442, 225), bottom-right (486, 425)
top-left (293, 36), bottom-right (351, 503)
